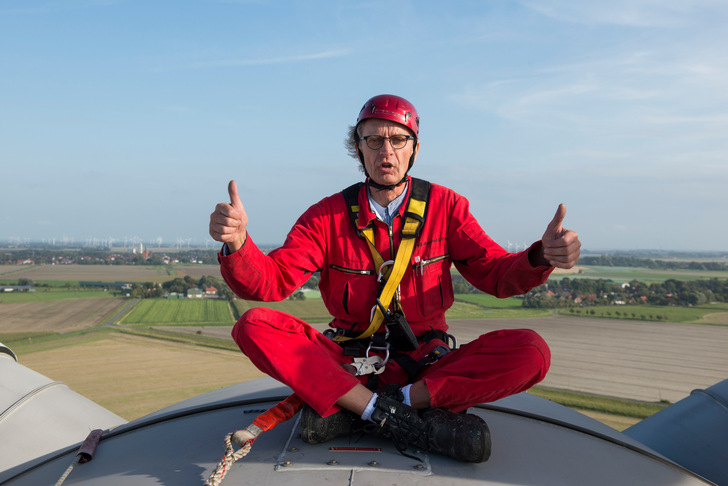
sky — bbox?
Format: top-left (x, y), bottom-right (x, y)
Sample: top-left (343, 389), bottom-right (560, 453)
top-left (1, 0), bottom-right (727, 252)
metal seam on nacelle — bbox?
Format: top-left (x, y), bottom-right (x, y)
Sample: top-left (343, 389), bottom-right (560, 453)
top-left (0, 381), bottom-right (69, 423)
top-left (689, 388), bottom-right (728, 412)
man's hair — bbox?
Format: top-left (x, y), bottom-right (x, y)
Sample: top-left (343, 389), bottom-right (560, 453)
top-left (344, 124), bottom-right (359, 159)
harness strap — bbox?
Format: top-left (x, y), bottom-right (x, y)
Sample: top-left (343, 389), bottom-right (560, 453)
top-left (333, 178), bottom-right (430, 344)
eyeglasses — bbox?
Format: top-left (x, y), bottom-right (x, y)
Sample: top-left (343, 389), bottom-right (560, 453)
top-left (360, 134), bottom-right (414, 150)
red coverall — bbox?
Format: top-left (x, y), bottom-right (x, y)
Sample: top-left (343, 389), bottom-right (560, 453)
top-left (220, 178), bottom-right (553, 416)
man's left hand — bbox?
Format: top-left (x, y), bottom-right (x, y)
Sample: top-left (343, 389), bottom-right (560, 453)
top-left (536, 204), bottom-right (581, 269)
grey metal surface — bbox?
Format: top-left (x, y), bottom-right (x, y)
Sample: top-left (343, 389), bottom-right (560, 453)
top-left (625, 378), bottom-right (728, 486)
top-left (0, 345), bottom-right (126, 477)
top-left (1, 377), bottom-right (714, 486)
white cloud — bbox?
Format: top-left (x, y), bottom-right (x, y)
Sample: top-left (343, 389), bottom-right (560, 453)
top-left (520, 0), bottom-right (726, 27)
top-left (154, 48), bottom-right (352, 71)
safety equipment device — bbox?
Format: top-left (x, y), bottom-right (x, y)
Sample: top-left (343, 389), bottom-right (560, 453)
top-left (356, 94), bottom-right (420, 137)
top-left (333, 178), bottom-right (430, 348)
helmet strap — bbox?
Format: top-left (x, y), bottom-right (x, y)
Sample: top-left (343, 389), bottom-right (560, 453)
top-left (366, 175), bottom-right (408, 191)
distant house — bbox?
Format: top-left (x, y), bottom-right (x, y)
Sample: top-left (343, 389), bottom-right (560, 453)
top-left (1, 286), bottom-right (34, 293)
top-left (187, 288), bottom-right (203, 299)
top-left (16, 259), bottom-right (34, 265)
top-left (205, 286), bottom-right (218, 296)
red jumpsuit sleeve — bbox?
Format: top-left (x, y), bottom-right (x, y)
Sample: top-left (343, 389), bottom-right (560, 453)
top-left (447, 192), bottom-right (553, 298)
top-left (218, 200), bottom-right (329, 302)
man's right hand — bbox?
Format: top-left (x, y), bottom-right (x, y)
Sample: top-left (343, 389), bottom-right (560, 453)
top-left (209, 180), bottom-right (248, 253)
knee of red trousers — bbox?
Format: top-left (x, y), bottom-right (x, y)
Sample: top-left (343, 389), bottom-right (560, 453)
top-left (231, 307), bottom-right (267, 354)
top-left (514, 328), bottom-right (551, 383)
top-left (481, 328), bottom-right (551, 383)
top-left (232, 307), bottom-right (306, 357)
top-left (423, 328), bottom-right (551, 411)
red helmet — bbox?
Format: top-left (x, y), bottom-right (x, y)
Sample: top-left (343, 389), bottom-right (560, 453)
top-left (356, 94), bottom-right (420, 137)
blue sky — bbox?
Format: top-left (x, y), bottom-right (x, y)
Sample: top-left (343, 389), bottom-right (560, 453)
top-left (1, 0), bottom-right (727, 251)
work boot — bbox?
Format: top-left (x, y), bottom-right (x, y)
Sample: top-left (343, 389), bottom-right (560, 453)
top-left (300, 405), bottom-right (362, 444)
top-left (369, 395), bottom-right (491, 463)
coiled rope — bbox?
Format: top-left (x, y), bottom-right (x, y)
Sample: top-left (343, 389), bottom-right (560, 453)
top-left (205, 394), bottom-right (304, 486)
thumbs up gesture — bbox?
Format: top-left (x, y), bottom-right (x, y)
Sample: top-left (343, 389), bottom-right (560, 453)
top-left (536, 204), bottom-right (581, 269)
top-left (209, 180), bottom-right (249, 253)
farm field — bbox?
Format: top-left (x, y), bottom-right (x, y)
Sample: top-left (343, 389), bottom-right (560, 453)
top-left (4, 260), bottom-right (728, 431)
top-left (0, 296), bottom-right (126, 335)
top-left (171, 313), bottom-right (728, 405)
top-left (553, 265), bottom-right (728, 283)
top-left (0, 290), bottom-right (111, 302)
top-left (5, 261), bottom-right (728, 285)
top-left (122, 298), bottom-right (233, 326)
top-left (444, 316), bottom-right (728, 404)
top-left (13, 331), bottom-right (264, 420)
top-left (0, 263), bottom-right (222, 284)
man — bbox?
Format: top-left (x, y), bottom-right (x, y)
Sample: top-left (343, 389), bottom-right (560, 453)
top-left (209, 94), bottom-right (581, 463)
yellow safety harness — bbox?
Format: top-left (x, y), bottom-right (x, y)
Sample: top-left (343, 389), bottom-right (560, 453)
top-left (333, 178), bottom-right (430, 345)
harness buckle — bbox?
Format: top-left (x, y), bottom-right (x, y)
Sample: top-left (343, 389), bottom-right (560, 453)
top-left (351, 356), bottom-right (386, 376)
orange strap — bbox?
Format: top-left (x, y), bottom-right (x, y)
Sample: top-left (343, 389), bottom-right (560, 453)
top-left (251, 394), bottom-right (304, 432)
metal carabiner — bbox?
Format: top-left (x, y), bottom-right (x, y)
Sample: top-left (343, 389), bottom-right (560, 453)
top-left (377, 259), bottom-right (395, 282)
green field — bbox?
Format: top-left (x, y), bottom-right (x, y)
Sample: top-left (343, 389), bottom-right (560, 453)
top-left (529, 387), bottom-right (668, 419)
top-left (0, 289), bottom-right (111, 303)
top-left (455, 293), bottom-right (524, 308)
top-left (232, 298), bottom-right (332, 322)
top-left (557, 302), bottom-right (728, 324)
top-left (122, 298), bottom-right (233, 325)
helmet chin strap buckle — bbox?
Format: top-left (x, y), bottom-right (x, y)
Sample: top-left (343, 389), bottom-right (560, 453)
top-left (367, 177), bottom-right (408, 191)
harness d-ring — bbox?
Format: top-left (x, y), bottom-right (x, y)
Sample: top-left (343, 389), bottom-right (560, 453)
top-left (366, 340), bottom-right (390, 367)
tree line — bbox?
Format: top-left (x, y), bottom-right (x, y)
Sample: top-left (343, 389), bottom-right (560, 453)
top-left (118, 275), bottom-right (233, 299)
top-left (579, 255), bottom-right (728, 272)
top-left (1, 248), bottom-right (220, 265)
top-left (521, 277), bottom-right (728, 308)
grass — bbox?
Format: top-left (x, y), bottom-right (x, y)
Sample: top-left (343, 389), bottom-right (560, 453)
top-left (0, 331), bottom-right (57, 343)
top-left (455, 293), bottom-right (524, 308)
top-left (446, 299), bottom-right (551, 319)
top-left (232, 298), bottom-right (332, 322)
top-left (122, 298), bottom-right (233, 326)
top-left (116, 327), bottom-right (240, 352)
top-left (530, 386), bottom-right (669, 419)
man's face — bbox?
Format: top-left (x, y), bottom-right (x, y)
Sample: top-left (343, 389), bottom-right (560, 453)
top-left (358, 118), bottom-right (419, 186)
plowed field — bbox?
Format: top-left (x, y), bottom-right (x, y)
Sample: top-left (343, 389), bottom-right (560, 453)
top-left (0, 297), bottom-right (125, 333)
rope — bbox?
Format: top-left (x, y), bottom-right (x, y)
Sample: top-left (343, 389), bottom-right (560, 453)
top-left (205, 394), bottom-right (304, 486)
top-left (54, 458), bottom-right (80, 486)
top-left (204, 432), bottom-right (255, 486)
top-left (54, 429), bottom-right (103, 486)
